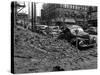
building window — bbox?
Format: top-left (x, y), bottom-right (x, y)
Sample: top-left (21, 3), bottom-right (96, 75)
top-left (66, 4), bottom-right (68, 8)
top-left (84, 7), bottom-right (87, 11)
top-left (70, 5), bottom-right (72, 9)
top-left (72, 5), bottom-right (75, 9)
top-left (77, 6), bottom-right (80, 10)
top-left (75, 6), bottom-right (78, 10)
top-left (64, 4), bottom-right (66, 8)
top-left (60, 4), bottom-right (63, 8)
top-left (67, 5), bottom-right (70, 9)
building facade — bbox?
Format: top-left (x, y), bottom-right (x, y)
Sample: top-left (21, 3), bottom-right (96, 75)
top-left (41, 3), bottom-right (89, 27)
top-left (87, 6), bottom-right (97, 27)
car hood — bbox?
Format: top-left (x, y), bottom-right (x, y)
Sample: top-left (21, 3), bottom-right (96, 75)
top-left (67, 25), bottom-right (88, 36)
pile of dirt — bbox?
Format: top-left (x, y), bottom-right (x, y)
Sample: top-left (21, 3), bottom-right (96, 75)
top-left (14, 26), bottom-right (97, 73)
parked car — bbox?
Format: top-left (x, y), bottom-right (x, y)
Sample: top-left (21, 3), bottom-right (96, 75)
top-left (36, 25), bottom-right (48, 35)
top-left (58, 25), bottom-right (97, 50)
top-left (45, 26), bottom-right (62, 36)
top-left (36, 25), bottom-right (48, 31)
top-left (85, 27), bottom-right (97, 35)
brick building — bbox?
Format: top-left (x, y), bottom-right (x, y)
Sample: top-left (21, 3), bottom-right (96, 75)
top-left (41, 3), bottom-right (89, 27)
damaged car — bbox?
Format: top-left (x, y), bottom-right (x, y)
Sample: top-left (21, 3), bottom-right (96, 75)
top-left (58, 25), bottom-right (97, 50)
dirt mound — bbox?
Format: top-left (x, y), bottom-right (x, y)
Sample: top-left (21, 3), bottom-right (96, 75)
top-left (14, 27), bottom-right (97, 73)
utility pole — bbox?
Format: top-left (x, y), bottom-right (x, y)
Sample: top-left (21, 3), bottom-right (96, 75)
top-left (31, 2), bottom-right (34, 31)
top-left (31, 2), bottom-right (36, 31)
top-left (34, 2), bottom-right (36, 26)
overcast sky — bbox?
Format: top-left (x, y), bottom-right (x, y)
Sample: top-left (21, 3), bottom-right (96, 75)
top-left (36, 3), bottom-right (43, 16)
top-left (17, 2), bottom-right (43, 16)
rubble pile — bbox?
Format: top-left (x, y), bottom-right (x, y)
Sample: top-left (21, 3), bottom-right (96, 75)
top-left (14, 27), bottom-right (97, 73)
